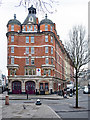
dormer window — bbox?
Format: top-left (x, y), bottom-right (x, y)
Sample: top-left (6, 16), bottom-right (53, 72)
top-left (29, 16), bottom-right (33, 22)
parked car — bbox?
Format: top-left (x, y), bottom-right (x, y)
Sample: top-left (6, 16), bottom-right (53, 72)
top-left (83, 86), bottom-right (88, 94)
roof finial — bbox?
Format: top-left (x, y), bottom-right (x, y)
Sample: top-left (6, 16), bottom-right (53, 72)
top-left (45, 14), bottom-right (47, 19)
top-left (14, 14), bottom-right (16, 19)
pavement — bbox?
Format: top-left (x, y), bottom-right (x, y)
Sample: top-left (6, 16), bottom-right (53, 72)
top-left (2, 103), bottom-right (61, 119)
top-left (0, 91), bottom-right (89, 119)
top-left (0, 92), bottom-right (64, 100)
top-left (0, 93), bottom-right (63, 119)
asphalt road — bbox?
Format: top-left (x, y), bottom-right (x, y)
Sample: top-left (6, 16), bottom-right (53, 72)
top-left (1, 89), bottom-right (89, 119)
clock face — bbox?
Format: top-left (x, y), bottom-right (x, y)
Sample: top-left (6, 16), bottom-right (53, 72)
top-left (29, 16), bottom-right (33, 22)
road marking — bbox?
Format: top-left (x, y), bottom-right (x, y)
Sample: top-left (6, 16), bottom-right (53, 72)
top-left (47, 105), bottom-right (62, 119)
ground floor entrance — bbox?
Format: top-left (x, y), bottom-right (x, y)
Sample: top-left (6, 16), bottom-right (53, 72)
top-left (25, 81), bottom-right (35, 94)
top-left (12, 81), bottom-right (21, 94)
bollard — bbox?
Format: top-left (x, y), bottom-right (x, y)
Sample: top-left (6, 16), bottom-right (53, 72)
top-left (36, 99), bottom-right (42, 105)
top-left (27, 93), bottom-right (28, 99)
top-left (5, 95), bottom-right (9, 105)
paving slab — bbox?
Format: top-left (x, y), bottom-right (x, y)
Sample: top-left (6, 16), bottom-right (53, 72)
top-left (2, 103), bottom-right (62, 119)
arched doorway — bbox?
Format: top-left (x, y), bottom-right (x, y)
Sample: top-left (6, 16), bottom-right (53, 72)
top-left (25, 81), bottom-right (35, 94)
top-left (12, 81), bottom-right (21, 94)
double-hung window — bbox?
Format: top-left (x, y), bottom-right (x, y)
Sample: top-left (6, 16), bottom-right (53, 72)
top-left (11, 25), bottom-right (14, 31)
top-left (51, 47), bottom-right (53, 54)
top-left (26, 58), bottom-right (29, 65)
top-left (31, 36), bottom-right (34, 43)
top-left (34, 25), bottom-right (36, 31)
top-left (11, 46), bottom-right (14, 53)
top-left (45, 36), bottom-right (48, 42)
top-left (11, 36), bottom-right (14, 42)
top-left (45, 46), bottom-right (48, 53)
top-left (30, 25), bottom-right (33, 31)
top-left (26, 47), bottom-right (29, 54)
top-left (31, 47), bottom-right (34, 54)
top-left (46, 58), bottom-right (49, 64)
top-left (51, 26), bottom-right (53, 31)
top-left (51, 58), bottom-right (53, 64)
top-left (27, 26), bottom-right (29, 31)
top-left (26, 36), bottom-right (29, 43)
top-left (31, 58), bottom-right (34, 65)
top-left (45, 24), bottom-right (48, 31)
top-left (48, 70), bottom-right (51, 76)
top-left (11, 57), bottom-right (14, 64)
top-left (51, 36), bottom-right (53, 43)
top-left (45, 83), bottom-right (48, 90)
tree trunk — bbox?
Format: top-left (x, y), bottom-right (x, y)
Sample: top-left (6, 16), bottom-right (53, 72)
top-left (76, 68), bottom-right (78, 108)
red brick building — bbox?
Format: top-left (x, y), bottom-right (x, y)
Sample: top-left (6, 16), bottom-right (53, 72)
top-left (6, 5), bottom-right (74, 94)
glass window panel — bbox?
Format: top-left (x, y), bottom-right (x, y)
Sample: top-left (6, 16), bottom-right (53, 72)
top-left (40, 83), bottom-right (43, 90)
top-left (26, 58), bottom-right (29, 65)
top-left (51, 36), bottom-right (53, 43)
top-left (31, 47), bottom-right (34, 54)
top-left (45, 83), bottom-right (48, 90)
top-left (51, 58), bottom-right (53, 64)
top-left (31, 36), bottom-right (34, 43)
top-left (11, 36), bottom-right (14, 42)
top-left (26, 36), bottom-right (29, 43)
top-left (33, 69), bottom-right (35, 75)
top-left (45, 24), bottom-right (48, 31)
top-left (11, 25), bottom-right (14, 31)
top-left (11, 46), bottom-right (14, 53)
top-left (48, 70), bottom-right (51, 75)
top-left (34, 25), bottom-right (36, 31)
top-left (45, 36), bottom-right (48, 42)
top-left (46, 58), bottom-right (49, 64)
top-left (26, 47), bottom-right (29, 54)
top-left (29, 69), bottom-right (32, 75)
top-left (11, 57), bottom-right (14, 64)
top-left (30, 25), bottom-right (33, 31)
top-left (51, 47), bottom-right (53, 54)
top-left (25, 69), bottom-right (28, 75)
top-left (45, 46), bottom-right (48, 53)
top-left (31, 58), bottom-right (34, 65)
top-left (44, 70), bottom-right (46, 75)
top-left (27, 26), bottom-right (29, 31)
top-left (51, 26), bottom-right (52, 31)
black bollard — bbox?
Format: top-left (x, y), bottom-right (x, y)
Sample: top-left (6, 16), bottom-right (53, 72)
top-left (27, 93), bottom-right (28, 99)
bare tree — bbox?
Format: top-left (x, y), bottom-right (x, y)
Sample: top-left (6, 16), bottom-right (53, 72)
top-left (17, 0), bottom-right (59, 13)
top-left (0, 0), bottom-right (59, 14)
top-left (65, 25), bottom-right (90, 108)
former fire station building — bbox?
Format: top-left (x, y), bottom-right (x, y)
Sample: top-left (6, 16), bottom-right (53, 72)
top-left (6, 5), bottom-right (74, 94)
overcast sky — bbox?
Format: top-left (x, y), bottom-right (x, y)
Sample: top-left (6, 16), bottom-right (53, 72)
top-left (0, 0), bottom-right (89, 76)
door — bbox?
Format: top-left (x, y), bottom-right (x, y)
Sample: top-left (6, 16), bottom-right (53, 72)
top-left (25, 81), bottom-right (35, 94)
top-left (12, 81), bottom-right (21, 94)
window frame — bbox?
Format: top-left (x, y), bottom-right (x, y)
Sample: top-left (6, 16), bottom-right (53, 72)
top-left (51, 47), bottom-right (53, 54)
top-left (11, 57), bottom-right (14, 64)
top-left (45, 35), bottom-right (48, 42)
top-left (31, 58), bottom-right (34, 65)
top-left (11, 36), bottom-right (14, 42)
top-left (31, 36), bottom-right (34, 43)
top-left (11, 46), bottom-right (14, 53)
top-left (26, 47), bottom-right (29, 54)
top-left (45, 24), bottom-right (48, 31)
top-left (51, 36), bottom-right (53, 43)
top-left (46, 58), bottom-right (49, 64)
top-left (26, 58), bottom-right (29, 65)
top-left (31, 47), bottom-right (34, 54)
top-left (26, 36), bottom-right (29, 43)
top-left (11, 25), bottom-right (14, 31)
top-left (45, 46), bottom-right (48, 53)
